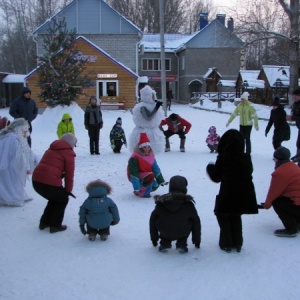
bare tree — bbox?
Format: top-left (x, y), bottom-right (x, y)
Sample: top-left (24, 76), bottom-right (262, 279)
top-left (0, 0), bottom-right (70, 73)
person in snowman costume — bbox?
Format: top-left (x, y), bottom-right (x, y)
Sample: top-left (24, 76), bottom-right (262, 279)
top-left (129, 83), bottom-right (165, 154)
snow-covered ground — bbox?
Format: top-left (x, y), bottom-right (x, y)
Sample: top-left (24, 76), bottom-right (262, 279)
top-left (1, 99), bottom-right (299, 300)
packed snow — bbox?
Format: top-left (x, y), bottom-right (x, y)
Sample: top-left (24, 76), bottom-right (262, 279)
top-left (1, 99), bottom-right (299, 300)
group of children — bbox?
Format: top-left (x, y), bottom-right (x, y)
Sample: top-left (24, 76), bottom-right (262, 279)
top-left (77, 128), bottom-right (260, 255)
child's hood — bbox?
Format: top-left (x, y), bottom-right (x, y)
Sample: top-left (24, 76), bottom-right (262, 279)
top-left (154, 192), bottom-right (194, 212)
top-left (61, 113), bottom-right (72, 121)
top-left (86, 180), bottom-right (112, 198)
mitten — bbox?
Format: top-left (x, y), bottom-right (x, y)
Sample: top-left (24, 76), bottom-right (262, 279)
top-left (152, 240), bottom-right (158, 247)
top-left (111, 220), bottom-right (119, 225)
top-left (265, 132), bottom-right (267, 137)
top-left (225, 122), bottom-right (229, 127)
top-left (80, 224), bottom-right (87, 235)
top-left (111, 144), bottom-right (115, 150)
top-left (155, 100), bottom-right (163, 110)
top-left (255, 125), bottom-right (259, 131)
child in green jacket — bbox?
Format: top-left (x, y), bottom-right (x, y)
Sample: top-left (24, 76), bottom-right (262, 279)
top-left (57, 113), bottom-right (75, 139)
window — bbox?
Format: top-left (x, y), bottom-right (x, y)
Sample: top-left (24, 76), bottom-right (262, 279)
top-left (181, 56), bottom-right (185, 71)
top-left (97, 80), bottom-right (119, 97)
top-left (142, 59), bottom-right (171, 71)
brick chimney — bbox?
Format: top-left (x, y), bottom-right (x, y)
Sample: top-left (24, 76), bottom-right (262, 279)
top-left (199, 12), bottom-right (208, 30)
top-left (216, 14), bottom-right (226, 26)
top-left (227, 17), bottom-right (234, 32)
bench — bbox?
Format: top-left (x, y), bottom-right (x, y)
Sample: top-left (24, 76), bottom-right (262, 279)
top-left (101, 102), bottom-right (125, 110)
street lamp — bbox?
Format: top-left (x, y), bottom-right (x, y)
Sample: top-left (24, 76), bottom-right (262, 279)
top-left (217, 81), bottom-right (222, 108)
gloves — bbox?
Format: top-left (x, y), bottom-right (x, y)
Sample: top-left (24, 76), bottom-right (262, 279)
top-left (255, 125), bottom-right (259, 131)
top-left (160, 182), bottom-right (169, 186)
top-left (155, 100), bottom-right (163, 110)
top-left (111, 144), bottom-right (115, 150)
top-left (152, 240), bottom-right (158, 247)
top-left (225, 122), bottom-right (229, 128)
top-left (257, 202), bottom-right (265, 209)
top-left (265, 132), bottom-right (267, 137)
top-left (67, 192), bottom-right (76, 198)
top-left (80, 224), bottom-right (87, 235)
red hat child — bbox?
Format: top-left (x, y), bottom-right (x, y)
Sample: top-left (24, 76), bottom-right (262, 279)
top-left (138, 132), bottom-right (151, 148)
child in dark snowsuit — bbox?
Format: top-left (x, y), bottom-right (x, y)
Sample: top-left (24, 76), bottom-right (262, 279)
top-left (79, 179), bottom-right (120, 241)
top-left (206, 129), bottom-right (258, 253)
top-left (149, 175), bottom-right (201, 253)
top-left (110, 117), bottom-right (127, 153)
top-left (205, 125), bottom-right (220, 153)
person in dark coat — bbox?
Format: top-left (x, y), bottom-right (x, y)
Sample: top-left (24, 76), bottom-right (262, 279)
top-left (287, 89), bottom-right (300, 163)
top-left (32, 133), bottom-right (77, 233)
top-left (265, 96), bottom-right (290, 150)
top-left (166, 87), bottom-right (173, 111)
top-left (9, 86), bottom-right (38, 147)
top-left (206, 129), bottom-right (258, 253)
top-left (84, 96), bottom-right (103, 155)
top-left (110, 117), bottom-right (127, 153)
top-left (149, 175), bottom-right (201, 253)
top-left (79, 179), bottom-right (120, 241)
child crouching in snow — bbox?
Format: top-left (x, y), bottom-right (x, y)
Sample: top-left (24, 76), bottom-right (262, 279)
top-left (149, 175), bottom-right (201, 253)
top-left (206, 126), bottom-right (220, 153)
top-left (79, 180), bottom-right (120, 241)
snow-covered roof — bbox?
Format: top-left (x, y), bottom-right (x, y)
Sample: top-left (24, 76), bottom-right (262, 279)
top-left (219, 80), bottom-right (236, 87)
top-left (141, 33), bottom-right (197, 53)
top-left (239, 70), bottom-right (260, 81)
top-left (2, 74), bottom-right (26, 83)
top-left (203, 68), bottom-right (222, 79)
top-left (262, 65), bottom-right (289, 86)
top-left (243, 79), bottom-right (265, 89)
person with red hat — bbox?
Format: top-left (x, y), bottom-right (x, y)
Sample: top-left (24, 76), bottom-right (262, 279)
top-left (127, 132), bottom-right (167, 198)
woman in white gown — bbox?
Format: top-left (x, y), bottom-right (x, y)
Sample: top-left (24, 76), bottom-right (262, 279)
top-left (0, 118), bottom-right (36, 206)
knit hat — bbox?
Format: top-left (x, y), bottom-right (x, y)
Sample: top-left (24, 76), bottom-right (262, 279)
top-left (169, 175), bottom-right (188, 194)
top-left (272, 96), bottom-right (280, 106)
top-left (292, 89), bottom-right (300, 96)
top-left (273, 146), bottom-right (291, 161)
top-left (61, 133), bottom-right (77, 148)
top-left (138, 132), bottom-right (150, 148)
top-left (240, 92), bottom-right (249, 101)
top-left (208, 126), bottom-right (216, 134)
top-left (116, 117), bottom-right (122, 125)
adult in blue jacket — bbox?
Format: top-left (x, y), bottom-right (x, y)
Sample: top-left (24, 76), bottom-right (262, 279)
top-left (9, 87), bottom-right (38, 147)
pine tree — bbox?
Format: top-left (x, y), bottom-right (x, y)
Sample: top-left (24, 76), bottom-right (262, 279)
top-left (37, 17), bottom-right (91, 107)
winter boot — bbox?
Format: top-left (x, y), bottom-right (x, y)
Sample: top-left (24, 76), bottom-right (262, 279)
top-left (165, 138), bottom-right (170, 152)
top-left (208, 144), bottom-right (214, 153)
top-left (89, 233), bottom-right (96, 241)
top-left (50, 225), bottom-right (67, 233)
top-left (100, 234), bottom-right (108, 241)
top-left (180, 138), bottom-right (185, 152)
top-left (176, 246), bottom-right (188, 253)
top-left (274, 229), bottom-right (298, 237)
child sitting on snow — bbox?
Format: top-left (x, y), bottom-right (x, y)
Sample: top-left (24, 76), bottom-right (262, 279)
top-left (110, 117), bottom-right (127, 153)
top-left (206, 126), bottom-right (220, 153)
top-left (79, 179), bottom-right (120, 241)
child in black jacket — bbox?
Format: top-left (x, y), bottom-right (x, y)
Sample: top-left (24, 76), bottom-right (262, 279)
top-left (149, 175), bottom-right (201, 253)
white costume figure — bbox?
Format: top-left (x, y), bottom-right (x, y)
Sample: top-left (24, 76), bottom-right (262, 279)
top-left (129, 85), bottom-right (165, 154)
top-left (0, 118), bottom-right (37, 206)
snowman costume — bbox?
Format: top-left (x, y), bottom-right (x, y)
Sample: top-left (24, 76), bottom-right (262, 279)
top-left (129, 85), bottom-right (165, 154)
